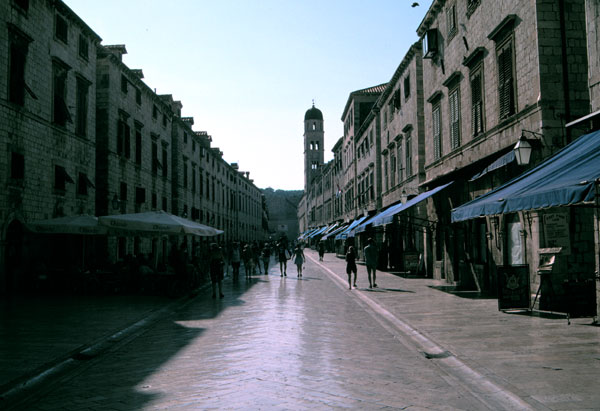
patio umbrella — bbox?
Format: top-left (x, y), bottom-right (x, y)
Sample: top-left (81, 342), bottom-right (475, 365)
top-left (27, 214), bottom-right (107, 235)
top-left (98, 210), bottom-right (223, 237)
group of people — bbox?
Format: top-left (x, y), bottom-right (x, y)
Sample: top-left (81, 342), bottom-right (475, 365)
top-left (208, 237), bottom-right (380, 299)
top-left (345, 238), bottom-right (378, 290)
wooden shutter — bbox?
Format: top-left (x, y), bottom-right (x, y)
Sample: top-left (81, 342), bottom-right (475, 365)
top-left (471, 70), bottom-right (483, 136)
top-left (450, 88), bottom-right (460, 149)
top-left (498, 40), bottom-right (515, 119)
top-left (433, 105), bottom-right (441, 160)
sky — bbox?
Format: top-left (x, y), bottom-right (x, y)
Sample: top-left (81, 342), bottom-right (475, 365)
top-left (65, 0), bottom-right (432, 191)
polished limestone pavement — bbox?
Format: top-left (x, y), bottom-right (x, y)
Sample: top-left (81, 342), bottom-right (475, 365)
top-left (7, 249), bottom-right (600, 410)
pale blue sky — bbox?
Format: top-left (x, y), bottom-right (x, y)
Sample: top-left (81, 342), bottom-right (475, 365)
top-left (66, 0), bottom-right (432, 190)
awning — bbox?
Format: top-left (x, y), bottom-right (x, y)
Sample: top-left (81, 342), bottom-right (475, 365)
top-left (451, 130), bottom-right (600, 222)
top-left (307, 225), bottom-right (328, 238)
top-left (469, 150), bottom-right (515, 181)
top-left (299, 228), bottom-right (318, 240)
top-left (322, 223), bottom-right (348, 240)
top-left (372, 182), bottom-right (454, 227)
top-left (336, 215), bottom-right (369, 239)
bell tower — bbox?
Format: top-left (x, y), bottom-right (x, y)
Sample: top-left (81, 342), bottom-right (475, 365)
top-left (304, 102), bottom-right (324, 192)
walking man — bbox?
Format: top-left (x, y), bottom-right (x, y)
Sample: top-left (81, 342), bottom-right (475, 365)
top-left (363, 238), bottom-right (378, 288)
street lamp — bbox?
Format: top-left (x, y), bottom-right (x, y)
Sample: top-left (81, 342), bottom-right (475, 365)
top-left (513, 135), bottom-right (533, 166)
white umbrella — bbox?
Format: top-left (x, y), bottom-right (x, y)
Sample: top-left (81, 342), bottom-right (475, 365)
top-left (98, 210), bottom-right (223, 237)
top-left (27, 214), bottom-right (107, 235)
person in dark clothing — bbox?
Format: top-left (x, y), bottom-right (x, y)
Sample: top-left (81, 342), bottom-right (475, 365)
top-left (209, 243), bottom-right (224, 299)
top-left (318, 241), bottom-right (325, 261)
top-left (345, 246), bottom-right (357, 289)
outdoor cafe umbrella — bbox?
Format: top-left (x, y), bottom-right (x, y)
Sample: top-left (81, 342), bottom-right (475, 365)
top-left (98, 210), bottom-right (224, 237)
top-left (26, 214), bottom-right (107, 235)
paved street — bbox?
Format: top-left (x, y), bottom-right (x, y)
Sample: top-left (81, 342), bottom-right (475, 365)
top-left (4, 248), bottom-right (600, 410)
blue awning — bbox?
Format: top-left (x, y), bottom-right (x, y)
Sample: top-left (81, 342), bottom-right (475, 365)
top-left (452, 130), bottom-right (600, 222)
top-left (335, 215), bottom-right (368, 240)
top-left (307, 225), bottom-right (328, 238)
top-left (469, 150), bottom-right (515, 181)
top-left (372, 182), bottom-right (454, 227)
top-left (322, 223), bottom-right (347, 240)
top-left (299, 228), bottom-right (318, 240)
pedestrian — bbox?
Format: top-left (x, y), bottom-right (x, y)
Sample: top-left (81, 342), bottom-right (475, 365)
top-left (346, 245), bottom-right (357, 289)
top-left (209, 243), bottom-right (224, 299)
top-left (292, 245), bottom-right (305, 277)
top-left (261, 243), bottom-right (271, 275)
top-left (242, 244), bottom-right (255, 280)
top-left (363, 238), bottom-right (378, 288)
top-left (230, 242), bottom-right (241, 281)
top-left (277, 241), bottom-right (288, 277)
top-left (318, 241), bottom-right (325, 261)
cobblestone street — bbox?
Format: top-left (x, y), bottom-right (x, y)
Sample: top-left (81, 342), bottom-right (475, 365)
top-left (6, 248), bottom-right (600, 410)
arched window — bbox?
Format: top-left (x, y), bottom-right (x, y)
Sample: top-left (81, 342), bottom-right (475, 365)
top-left (312, 123), bottom-right (316, 131)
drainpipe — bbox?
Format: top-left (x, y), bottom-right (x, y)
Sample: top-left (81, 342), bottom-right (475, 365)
top-left (559, 0), bottom-right (572, 144)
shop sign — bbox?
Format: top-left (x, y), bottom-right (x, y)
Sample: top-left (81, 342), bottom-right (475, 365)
top-left (497, 265), bottom-right (530, 310)
top-left (543, 211), bottom-right (570, 255)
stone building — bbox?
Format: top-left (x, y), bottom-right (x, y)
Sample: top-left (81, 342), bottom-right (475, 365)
top-left (95, 44), bottom-right (174, 263)
top-left (418, 0), bottom-right (591, 307)
top-left (0, 0), bottom-right (266, 295)
top-left (0, 0), bottom-right (101, 293)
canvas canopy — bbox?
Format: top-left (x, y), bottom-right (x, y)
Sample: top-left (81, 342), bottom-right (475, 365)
top-left (452, 130), bottom-right (600, 222)
top-left (27, 214), bottom-right (107, 235)
top-left (99, 210), bottom-right (223, 236)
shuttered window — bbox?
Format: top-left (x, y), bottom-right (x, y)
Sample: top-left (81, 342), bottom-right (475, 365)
top-left (449, 87), bottom-right (460, 150)
top-left (433, 104), bottom-right (442, 160)
top-left (497, 37), bottom-right (515, 119)
top-left (405, 132), bottom-right (413, 176)
top-left (470, 65), bottom-right (484, 136)
top-left (397, 140), bottom-right (403, 182)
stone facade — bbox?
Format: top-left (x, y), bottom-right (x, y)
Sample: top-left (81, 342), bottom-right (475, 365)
top-left (0, 0), bottom-right (266, 295)
top-left (0, 0), bottom-right (101, 293)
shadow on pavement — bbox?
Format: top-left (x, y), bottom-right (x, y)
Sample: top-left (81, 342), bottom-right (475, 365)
top-left (428, 285), bottom-right (496, 300)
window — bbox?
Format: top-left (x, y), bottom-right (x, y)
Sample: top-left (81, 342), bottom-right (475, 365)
top-left (470, 64), bottom-right (484, 136)
top-left (162, 146), bottom-right (168, 177)
top-left (120, 75), bottom-right (128, 94)
top-left (151, 192), bottom-right (157, 209)
top-left (423, 28), bottom-right (439, 59)
top-left (13, 0), bottom-right (29, 13)
top-left (8, 27), bottom-right (32, 106)
top-left (77, 172), bottom-right (93, 196)
top-left (404, 75), bottom-right (411, 99)
top-left (78, 34), bottom-right (88, 60)
top-left (467, 0), bottom-right (481, 17)
top-left (152, 104), bottom-right (158, 119)
top-left (449, 87), bottom-right (461, 150)
top-left (162, 113), bottom-right (167, 127)
top-left (446, 4), bottom-right (457, 40)
top-left (390, 153), bottom-right (396, 186)
top-left (55, 14), bottom-right (68, 44)
top-left (120, 182), bottom-right (128, 213)
top-left (192, 166), bottom-right (196, 193)
top-left (183, 162), bottom-right (188, 188)
top-left (152, 142), bottom-right (158, 174)
top-left (183, 132), bottom-right (188, 144)
top-left (52, 60), bottom-right (71, 126)
top-left (135, 124), bottom-right (142, 165)
top-left (384, 157), bottom-right (389, 191)
top-left (135, 187), bottom-right (146, 204)
top-left (433, 103), bottom-right (442, 160)
top-left (199, 171), bottom-right (204, 196)
top-left (497, 36), bottom-right (516, 119)
top-left (162, 196), bottom-right (167, 212)
top-left (116, 118), bottom-right (131, 157)
top-left (135, 88), bottom-right (142, 105)
top-left (10, 152), bottom-right (24, 180)
top-left (397, 140), bottom-right (403, 182)
top-left (54, 165), bottom-right (73, 191)
top-left (405, 132), bottom-right (413, 176)
top-left (369, 171), bottom-right (374, 200)
top-left (75, 77), bottom-right (89, 136)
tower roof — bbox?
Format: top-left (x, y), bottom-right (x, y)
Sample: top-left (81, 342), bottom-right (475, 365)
top-left (304, 104), bottom-right (323, 121)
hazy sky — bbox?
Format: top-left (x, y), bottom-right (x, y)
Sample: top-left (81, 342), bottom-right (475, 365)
top-left (66, 0), bottom-right (431, 190)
